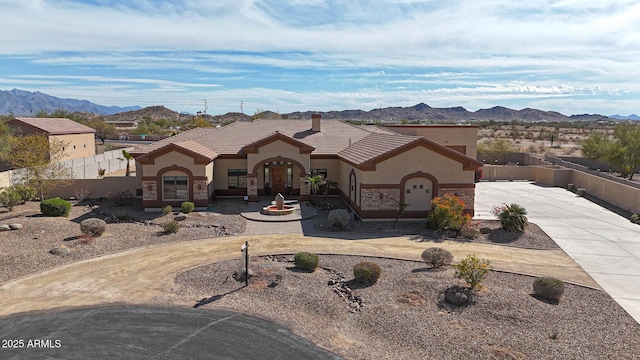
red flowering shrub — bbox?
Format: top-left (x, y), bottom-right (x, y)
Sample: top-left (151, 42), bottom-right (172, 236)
top-left (426, 194), bottom-right (470, 234)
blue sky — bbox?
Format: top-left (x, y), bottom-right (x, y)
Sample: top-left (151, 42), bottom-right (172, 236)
top-left (1, 0), bottom-right (639, 116)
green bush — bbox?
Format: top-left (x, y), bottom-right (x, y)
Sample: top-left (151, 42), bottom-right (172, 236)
top-left (294, 252), bottom-right (319, 272)
top-left (631, 213), bottom-right (639, 224)
top-left (14, 184), bottom-right (36, 203)
top-left (0, 185), bottom-right (37, 211)
top-left (181, 201), bottom-right (195, 214)
top-left (162, 205), bottom-right (173, 215)
top-left (496, 203), bottom-right (528, 232)
top-left (353, 261), bottom-right (381, 285)
top-left (162, 220), bottom-right (180, 234)
top-left (40, 198), bottom-right (72, 217)
top-left (0, 187), bottom-right (22, 211)
top-left (426, 194), bottom-right (470, 234)
top-left (421, 247), bottom-right (454, 269)
top-left (80, 218), bottom-right (107, 237)
top-left (533, 277), bottom-right (565, 302)
top-left (453, 254), bottom-right (491, 290)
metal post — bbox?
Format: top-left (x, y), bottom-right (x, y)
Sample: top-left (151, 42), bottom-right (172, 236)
top-left (243, 241), bottom-right (249, 287)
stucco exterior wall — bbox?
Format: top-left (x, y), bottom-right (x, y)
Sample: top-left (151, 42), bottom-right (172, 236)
top-left (366, 146), bottom-right (474, 184)
top-left (53, 133), bottom-right (96, 161)
top-left (309, 158), bottom-right (340, 180)
top-left (247, 141), bottom-right (310, 175)
top-left (337, 161), bottom-right (364, 208)
top-left (214, 159), bottom-right (248, 190)
top-left (570, 171), bottom-right (640, 213)
top-left (143, 152), bottom-right (209, 178)
top-left (384, 125), bottom-right (478, 158)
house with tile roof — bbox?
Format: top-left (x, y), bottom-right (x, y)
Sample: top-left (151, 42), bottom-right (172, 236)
top-left (131, 115), bottom-right (482, 219)
top-left (7, 117), bottom-right (96, 161)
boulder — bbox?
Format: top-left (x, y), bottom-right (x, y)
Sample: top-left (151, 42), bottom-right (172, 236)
top-left (445, 287), bottom-right (470, 306)
top-left (174, 213), bottom-right (187, 221)
top-left (0, 224), bottom-right (11, 231)
top-left (9, 223), bottom-right (23, 230)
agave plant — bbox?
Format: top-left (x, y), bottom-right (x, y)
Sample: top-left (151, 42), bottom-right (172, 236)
top-left (498, 203), bottom-right (528, 232)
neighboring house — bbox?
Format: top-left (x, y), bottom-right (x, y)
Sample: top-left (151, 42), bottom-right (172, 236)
top-left (7, 117), bottom-right (96, 161)
top-left (131, 116), bottom-right (482, 218)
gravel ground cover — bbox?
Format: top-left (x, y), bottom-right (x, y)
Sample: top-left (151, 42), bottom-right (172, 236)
top-left (174, 255), bottom-right (640, 360)
top-left (0, 199), bottom-right (246, 283)
top-left (2, 197), bottom-right (639, 359)
top-left (311, 199), bottom-right (559, 249)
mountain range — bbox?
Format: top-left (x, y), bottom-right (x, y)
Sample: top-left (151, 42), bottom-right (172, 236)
top-left (0, 88), bottom-right (633, 122)
top-left (0, 89), bottom-right (140, 116)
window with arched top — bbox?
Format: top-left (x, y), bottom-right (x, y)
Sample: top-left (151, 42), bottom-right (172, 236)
top-left (163, 176), bottom-right (188, 200)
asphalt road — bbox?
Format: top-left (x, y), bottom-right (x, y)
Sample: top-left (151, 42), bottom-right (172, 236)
top-left (0, 306), bottom-right (342, 360)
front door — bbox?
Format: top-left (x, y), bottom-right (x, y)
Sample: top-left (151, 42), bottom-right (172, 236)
top-left (271, 167), bottom-right (286, 194)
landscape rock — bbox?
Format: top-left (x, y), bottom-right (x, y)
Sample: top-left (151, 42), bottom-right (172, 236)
top-left (9, 223), bottom-right (23, 230)
top-left (174, 213), bottom-right (187, 221)
top-left (49, 245), bottom-right (71, 257)
top-left (479, 227), bottom-right (492, 234)
top-left (0, 224), bottom-right (11, 231)
top-left (445, 287), bottom-right (470, 306)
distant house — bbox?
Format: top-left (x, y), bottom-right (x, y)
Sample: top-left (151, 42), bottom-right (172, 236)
top-left (7, 117), bottom-right (96, 161)
top-left (131, 116), bottom-right (482, 218)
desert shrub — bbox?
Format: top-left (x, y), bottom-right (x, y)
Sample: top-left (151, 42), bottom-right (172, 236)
top-left (294, 252), bottom-right (319, 272)
top-left (162, 220), bottom-right (180, 234)
top-left (162, 205), bottom-right (173, 215)
top-left (80, 218), bottom-right (107, 237)
top-left (494, 203), bottom-right (528, 232)
top-left (116, 212), bottom-right (132, 222)
top-left (353, 261), bottom-right (381, 285)
top-left (533, 277), bottom-right (565, 302)
top-left (14, 184), bottom-right (36, 203)
top-left (631, 213), bottom-right (640, 224)
top-left (73, 187), bottom-right (91, 203)
top-left (421, 247), bottom-right (454, 269)
top-left (328, 208), bottom-right (350, 230)
top-left (109, 190), bottom-right (134, 206)
top-left (461, 220), bottom-right (479, 239)
top-left (426, 194), bottom-right (470, 234)
top-left (0, 187), bottom-right (22, 211)
top-left (181, 201), bottom-right (195, 214)
top-left (40, 197), bottom-right (71, 217)
top-left (453, 254), bottom-right (492, 290)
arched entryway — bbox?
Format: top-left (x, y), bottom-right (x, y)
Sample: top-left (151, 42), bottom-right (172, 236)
top-left (400, 171), bottom-right (437, 211)
top-left (249, 156), bottom-right (309, 200)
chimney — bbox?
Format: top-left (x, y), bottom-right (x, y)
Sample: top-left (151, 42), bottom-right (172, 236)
top-left (311, 114), bottom-right (321, 132)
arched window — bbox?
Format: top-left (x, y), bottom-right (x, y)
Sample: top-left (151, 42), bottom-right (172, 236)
top-left (163, 175), bottom-right (188, 200)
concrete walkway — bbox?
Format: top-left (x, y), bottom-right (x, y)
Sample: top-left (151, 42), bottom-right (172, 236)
top-left (475, 181), bottom-right (640, 323)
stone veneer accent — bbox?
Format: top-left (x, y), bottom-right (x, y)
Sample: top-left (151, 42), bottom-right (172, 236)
top-left (192, 179), bottom-right (208, 200)
top-left (300, 176), bottom-right (310, 196)
top-left (438, 187), bottom-right (475, 210)
top-left (142, 180), bottom-right (157, 201)
top-left (361, 188), bottom-right (401, 211)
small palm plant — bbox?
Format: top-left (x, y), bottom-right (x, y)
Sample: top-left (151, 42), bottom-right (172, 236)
top-left (498, 203), bottom-right (528, 232)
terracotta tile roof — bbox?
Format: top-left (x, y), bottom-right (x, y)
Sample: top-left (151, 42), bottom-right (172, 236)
top-left (338, 132), bottom-right (483, 170)
top-left (172, 140), bottom-right (219, 160)
top-left (10, 118), bottom-right (96, 135)
top-left (337, 133), bottom-right (418, 165)
top-left (133, 120), bottom-right (377, 156)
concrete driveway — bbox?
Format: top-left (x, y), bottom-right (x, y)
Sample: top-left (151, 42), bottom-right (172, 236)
top-left (475, 181), bottom-right (640, 323)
